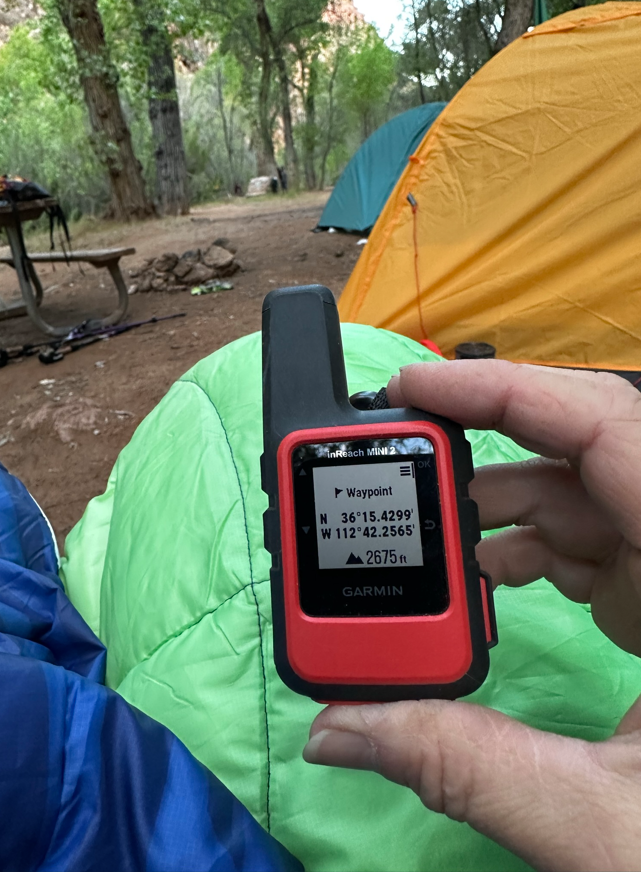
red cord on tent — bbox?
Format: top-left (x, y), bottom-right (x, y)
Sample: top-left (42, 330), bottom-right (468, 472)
top-left (407, 192), bottom-right (443, 357)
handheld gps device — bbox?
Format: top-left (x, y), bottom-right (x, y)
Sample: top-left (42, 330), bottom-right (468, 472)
top-left (261, 285), bottom-right (497, 702)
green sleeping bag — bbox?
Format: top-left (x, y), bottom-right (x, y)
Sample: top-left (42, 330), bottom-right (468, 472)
top-left (61, 325), bottom-right (641, 872)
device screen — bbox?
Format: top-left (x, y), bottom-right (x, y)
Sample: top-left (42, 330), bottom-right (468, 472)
top-left (292, 437), bottom-right (449, 617)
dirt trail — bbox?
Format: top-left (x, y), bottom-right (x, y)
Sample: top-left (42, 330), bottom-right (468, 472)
top-left (0, 192), bottom-right (364, 545)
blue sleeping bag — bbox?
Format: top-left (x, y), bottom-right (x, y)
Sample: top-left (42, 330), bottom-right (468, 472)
top-left (0, 462), bottom-right (300, 872)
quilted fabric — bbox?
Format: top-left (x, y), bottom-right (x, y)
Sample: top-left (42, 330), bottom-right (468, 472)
top-left (62, 325), bottom-right (641, 871)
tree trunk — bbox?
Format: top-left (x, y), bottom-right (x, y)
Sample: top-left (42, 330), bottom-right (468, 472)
top-left (56, 0), bottom-right (154, 221)
top-left (257, 62), bottom-right (276, 175)
top-left (253, 0), bottom-right (299, 188)
top-left (474, 0), bottom-right (497, 57)
top-left (254, 0), bottom-right (277, 175)
top-left (272, 46), bottom-right (299, 189)
top-left (425, 0), bottom-right (448, 102)
top-left (216, 65), bottom-right (238, 191)
top-left (495, 0), bottom-right (534, 51)
top-left (132, 0), bottom-right (189, 216)
top-left (319, 48), bottom-right (341, 190)
top-left (411, 0), bottom-right (426, 105)
top-left (299, 53), bottom-right (318, 190)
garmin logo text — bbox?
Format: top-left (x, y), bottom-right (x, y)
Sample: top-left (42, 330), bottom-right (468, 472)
top-left (327, 448), bottom-right (365, 458)
top-left (346, 486), bottom-right (393, 499)
top-left (343, 586), bottom-right (403, 597)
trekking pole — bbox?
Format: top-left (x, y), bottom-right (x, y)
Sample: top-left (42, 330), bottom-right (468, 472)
top-left (38, 312), bottom-right (186, 364)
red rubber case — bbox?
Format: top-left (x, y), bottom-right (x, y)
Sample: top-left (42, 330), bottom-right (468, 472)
top-left (261, 285), bottom-right (497, 702)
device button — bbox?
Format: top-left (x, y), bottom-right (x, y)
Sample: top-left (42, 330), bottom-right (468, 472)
top-left (457, 480), bottom-right (469, 498)
top-left (263, 508), bottom-right (280, 553)
top-left (460, 438), bottom-right (474, 484)
top-left (479, 571), bottom-right (498, 648)
top-left (460, 498), bottom-right (481, 545)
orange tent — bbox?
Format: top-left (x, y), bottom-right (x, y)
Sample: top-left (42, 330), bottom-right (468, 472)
top-left (339, 3), bottom-right (641, 369)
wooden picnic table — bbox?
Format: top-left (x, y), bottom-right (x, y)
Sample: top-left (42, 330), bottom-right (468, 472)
top-left (0, 198), bottom-right (133, 337)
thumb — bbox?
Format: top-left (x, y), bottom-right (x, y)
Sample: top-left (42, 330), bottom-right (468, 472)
top-left (304, 700), bottom-right (605, 871)
top-left (615, 694), bottom-right (641, 736)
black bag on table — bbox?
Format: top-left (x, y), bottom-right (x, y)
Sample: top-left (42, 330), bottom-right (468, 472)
top-left (0, 175), bottom-right (70, 252)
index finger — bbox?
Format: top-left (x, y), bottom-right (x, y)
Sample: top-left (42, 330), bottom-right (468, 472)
top-left (388, 360), bottom-right (641, 547)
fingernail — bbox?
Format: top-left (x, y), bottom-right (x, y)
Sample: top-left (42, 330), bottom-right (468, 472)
top-left (303, 729), bottom-right (376, 769)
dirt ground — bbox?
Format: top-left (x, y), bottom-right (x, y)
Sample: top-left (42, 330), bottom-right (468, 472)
top-left (0, 191), bottom-right (364, 546)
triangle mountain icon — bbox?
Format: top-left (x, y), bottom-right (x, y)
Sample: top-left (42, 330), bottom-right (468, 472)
top-left (346, 552), bottom-right (364, 565)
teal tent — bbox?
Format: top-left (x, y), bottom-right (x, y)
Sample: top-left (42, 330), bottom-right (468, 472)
top-left (317, 102), bottom-right (446, 234)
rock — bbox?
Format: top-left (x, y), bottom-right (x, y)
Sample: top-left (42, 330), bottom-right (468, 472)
top-left (153, 252), bottom-right (179, 272)
top-left (184, 263), bottom-right (216, 285)
top-left (202, 245), bottom-right (235, 272)
top-left (246, 176), bottom-right (272, 197)
top-left (151, 275), bottom-right (169, 291)
top-left (147, 271), bottom-right (181, 292)
top-left (137, 272), bottom-right (153, 293)
top-left (130, 241), bottom-right (240, 292)
top-left (173, 259), bottom-right (195, 279)
top-left (211, 237), bottom-right (237, 254)
top-left (127, 284), bottom-right (138, 295)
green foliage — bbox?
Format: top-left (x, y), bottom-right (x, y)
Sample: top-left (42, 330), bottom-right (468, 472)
top-left (289, 23), bottom-right (399, 188)
top-left (4, 0), bottom-right (528, 214)
top-left (395, 0), bottom-right (641, 109)
top-left (545, 0), bottom-right (610, 18)
top-left (322, 139), bottom-right (349, 186)
top-left (0, 25), bottom-right (109, 218)
top-left (338, 25), bottom-right (396, 141)
top-left (181, 53), bottom-right (256, 199)
top-left (398, 0), bottom-right (499, 103)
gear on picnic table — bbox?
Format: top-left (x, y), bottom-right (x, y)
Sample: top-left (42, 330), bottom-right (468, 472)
top-left (0, 175), bottom-right (70, 254)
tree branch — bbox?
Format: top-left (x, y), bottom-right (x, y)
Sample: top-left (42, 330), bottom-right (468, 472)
top-left (474, 0), bottom-right (496, 55)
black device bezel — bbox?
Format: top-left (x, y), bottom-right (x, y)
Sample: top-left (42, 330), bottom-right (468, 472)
top-left (292, 436), bottom-right (450, 617)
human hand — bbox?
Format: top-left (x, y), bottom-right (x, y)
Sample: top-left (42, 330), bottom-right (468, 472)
top-left (386, 360), bottom-right (641, 657)
top-left (304, 361), bottom-right (641, 872)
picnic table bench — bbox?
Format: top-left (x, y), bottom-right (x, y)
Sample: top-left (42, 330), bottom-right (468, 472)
top-left (0, 199), bottom-right (133, 337)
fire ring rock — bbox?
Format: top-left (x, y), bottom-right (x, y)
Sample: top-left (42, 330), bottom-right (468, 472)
top-left (183, 263), bottom-right (216, 285)
top-left (202, 245), bottom-right (235, 273)
top-left (153, 252), bottom-right (179, 273)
